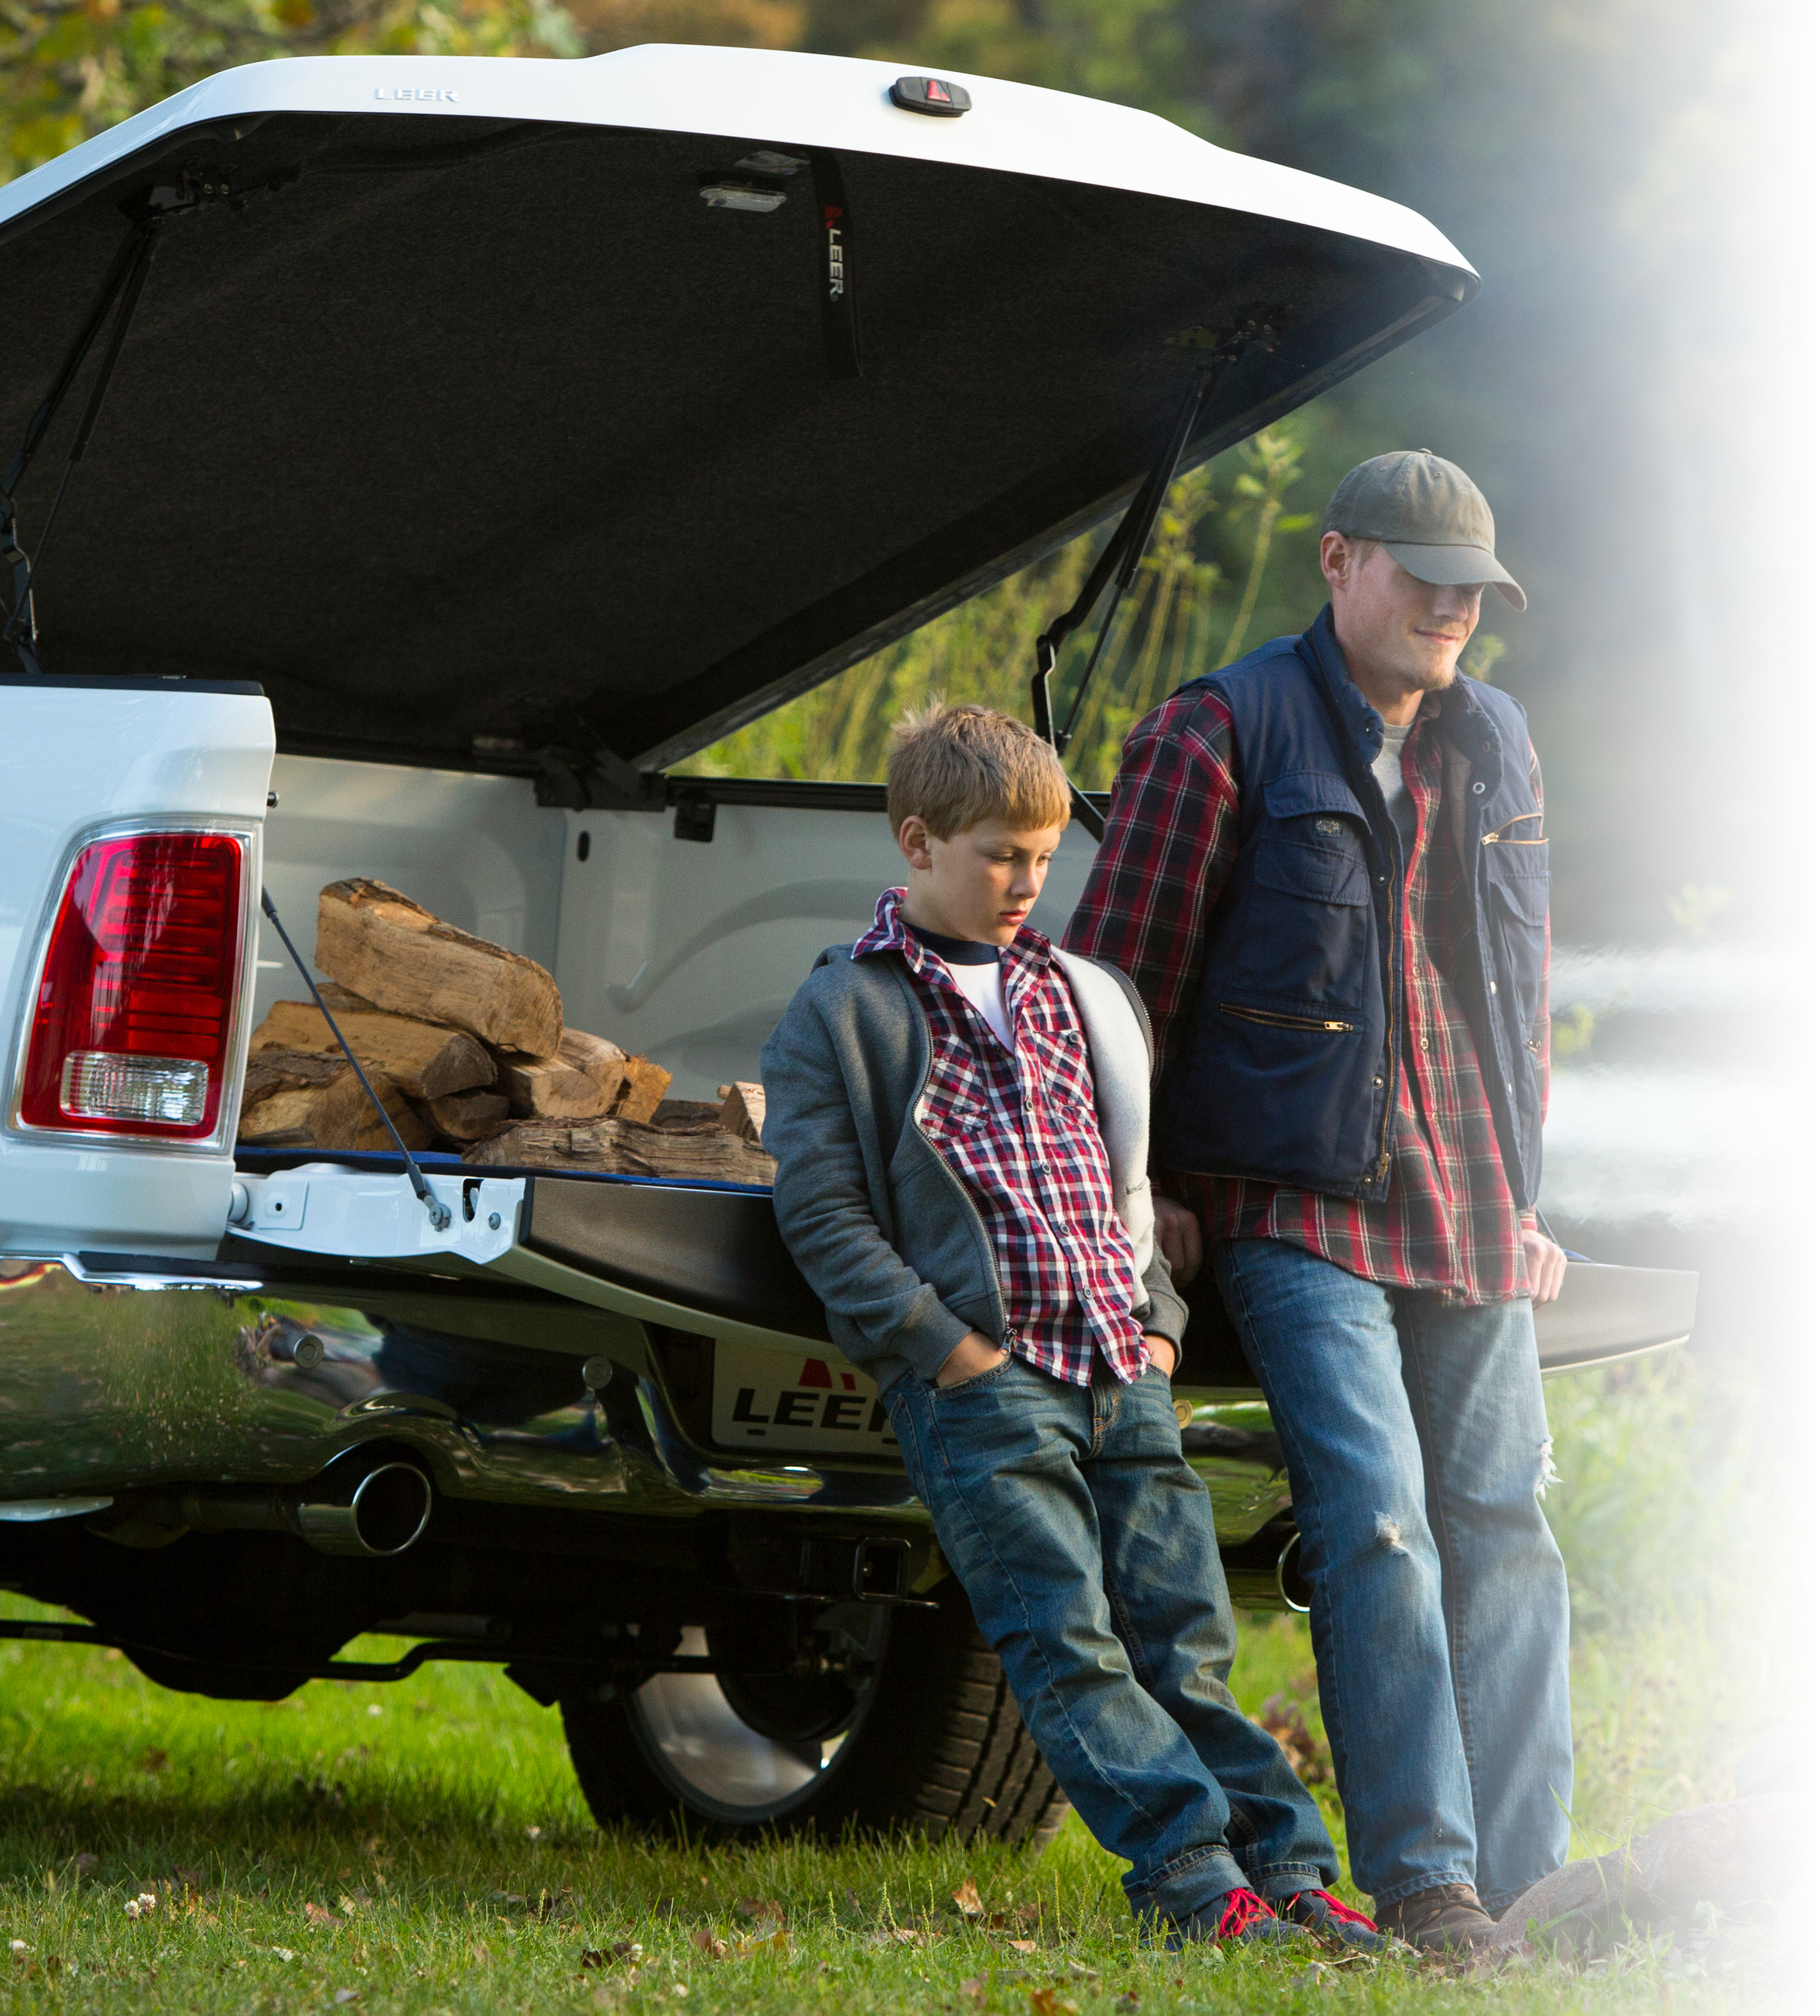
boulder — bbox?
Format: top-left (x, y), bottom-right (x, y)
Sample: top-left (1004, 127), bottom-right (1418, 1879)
top-left (1782, 1862), bottom-right (1820, 1927)
top-left (1628, 1798), bottom-right (1820, 1919)
top-left (1733, 1709), bottom-right (1820, 1806)
top-left (1483, 1849), bottom-right (1647, 1954)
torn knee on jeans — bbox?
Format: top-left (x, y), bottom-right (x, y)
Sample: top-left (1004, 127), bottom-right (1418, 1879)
top-left (1535, 1436), bottom-right (1560, 1497)
top-left (1372, 1513), bottom-right (1407, 1554)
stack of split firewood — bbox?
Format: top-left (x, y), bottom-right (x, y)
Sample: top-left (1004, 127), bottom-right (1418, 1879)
top-left (237, 878), bottom-right (774, 1184)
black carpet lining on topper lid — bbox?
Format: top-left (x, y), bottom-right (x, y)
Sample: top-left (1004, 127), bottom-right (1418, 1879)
top-left (0, 110), bottom-right (1467, 773)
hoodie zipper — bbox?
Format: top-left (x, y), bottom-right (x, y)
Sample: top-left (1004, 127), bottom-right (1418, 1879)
top-left (1219, 1003), bottom-right (1355, 1034)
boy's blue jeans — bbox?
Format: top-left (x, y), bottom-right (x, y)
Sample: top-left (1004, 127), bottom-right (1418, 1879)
top-left (1213, 1236), bottom-right (1572, 1915)
top-left (885, 1352), bottom-right (1337, 1927)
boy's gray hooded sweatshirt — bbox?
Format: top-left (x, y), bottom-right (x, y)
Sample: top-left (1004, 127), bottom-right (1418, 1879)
top-left (761, 942), bottom-right (1187, 1394)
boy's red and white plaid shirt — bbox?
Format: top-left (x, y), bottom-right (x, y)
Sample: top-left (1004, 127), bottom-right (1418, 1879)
top-left (852, 889), bottom-right (1149, 1385)
top-left (1064, 686), bottom-right (1548, 1305)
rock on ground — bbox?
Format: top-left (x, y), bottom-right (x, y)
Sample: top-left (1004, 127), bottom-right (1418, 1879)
top-left (1488, 1792), bottom-right (1801, 1954)
top-left (1486, 1850), bottom-right (1645, 1954)
top-left (1636, 1798), bottom-right (1820, 1919)
top-left (1733, 1701), bottom-right (1820, 1798)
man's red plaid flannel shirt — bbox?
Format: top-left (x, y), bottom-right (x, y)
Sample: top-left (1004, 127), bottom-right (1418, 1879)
top-left (1064, 685), bottom-right (1548, 1304)
top-left (852, 889), bottom-right (1149, 1383)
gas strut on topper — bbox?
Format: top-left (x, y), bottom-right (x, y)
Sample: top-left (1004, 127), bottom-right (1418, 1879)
top-left (0, 165), bottom-right (298, 675)
top-left (1030, 317), bottom-right (1280, 841)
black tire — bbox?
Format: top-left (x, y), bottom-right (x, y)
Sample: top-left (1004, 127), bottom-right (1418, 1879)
top-left (560, 1579), bottom-right (1069, 1847)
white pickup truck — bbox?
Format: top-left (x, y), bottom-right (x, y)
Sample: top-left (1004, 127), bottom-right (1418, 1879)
top-left (0, 45), bottom-right (1695, 1845)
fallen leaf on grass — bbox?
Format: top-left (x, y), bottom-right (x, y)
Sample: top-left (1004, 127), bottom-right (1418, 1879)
top-left (734, 1928), bottom-right (789, 1960)
top-left (689, 1930), bottom-right (728, 1961)
top-left (737, 1897), bottom-right (785, 1925)
top-left (333, 1991), bottom-right (361, 2005)
top-left (581, 1941), bottom-right (644, 1969)
top-left (304, 1901), bottom-right (343, 1930)
top-left (136, 1747), bottom-right (167, 1775)
top-left (1029, 1992), bottom-right (1079, 2016)
top-left (988, 1904), bottom-right (1043, 1930)
top-left (960, 1980), bottom-right (987, 2006)
top-left (1112, 1995), bottom-right (1140, 2012)
top-left (953, 1878), bottom-right (985, 1918)
top-left (867, 1926), bottom-right (937, 1949)
top-left (469, 1939), bottom-right (492, 1968)
top-left (1009, 1939), bottom-right (1039, 1954)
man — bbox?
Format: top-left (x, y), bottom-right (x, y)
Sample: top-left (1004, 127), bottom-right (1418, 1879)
top-left (1064, 451), bottom-right (1571, 1952)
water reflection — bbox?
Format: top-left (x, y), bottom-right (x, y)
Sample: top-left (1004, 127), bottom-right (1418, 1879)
top-left (1548, 943), bottom-right (1814, 1403)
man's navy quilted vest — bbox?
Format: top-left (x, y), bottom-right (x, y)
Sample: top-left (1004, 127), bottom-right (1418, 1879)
top-left (1152, 607), bottom-right (1548, 1207)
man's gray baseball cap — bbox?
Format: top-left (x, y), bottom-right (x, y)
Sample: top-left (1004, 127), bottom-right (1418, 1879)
top-left (1322, 450), bottom-right (1526, 610)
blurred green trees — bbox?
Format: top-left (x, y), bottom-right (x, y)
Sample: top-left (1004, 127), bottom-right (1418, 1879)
top-left (0, 0), bottom-right (579, 179)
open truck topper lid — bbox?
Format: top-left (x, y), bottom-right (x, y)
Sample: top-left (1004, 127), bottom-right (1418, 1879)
top-left (0, 45), bottom-right (1476, 777)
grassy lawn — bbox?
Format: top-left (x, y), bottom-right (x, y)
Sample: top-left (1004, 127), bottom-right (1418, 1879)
top-left (0, 1360), bottom-right (1787, 2012)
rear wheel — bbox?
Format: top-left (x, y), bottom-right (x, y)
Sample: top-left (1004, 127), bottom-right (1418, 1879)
top-left (560, 1581), bottom-right (1068, 1846)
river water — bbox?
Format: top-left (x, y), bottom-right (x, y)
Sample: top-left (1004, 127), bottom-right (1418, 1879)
top-left (1540, 943), bottom-right (1820, 1403)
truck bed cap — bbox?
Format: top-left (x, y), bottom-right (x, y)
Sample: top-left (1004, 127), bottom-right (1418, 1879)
top-left (0, 47), bottom-right (1475, 775)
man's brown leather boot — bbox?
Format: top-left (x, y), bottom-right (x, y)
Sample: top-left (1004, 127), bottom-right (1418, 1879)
top-left (1377, 1884), bottom-right (1499, 1952)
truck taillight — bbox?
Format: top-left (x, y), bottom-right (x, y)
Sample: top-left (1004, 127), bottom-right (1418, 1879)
top-left (16, 832), bottom-right (247, 1143)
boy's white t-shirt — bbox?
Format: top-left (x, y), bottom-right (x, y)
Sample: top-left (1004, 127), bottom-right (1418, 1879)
top-left (942, 957), bottom-right (1014, 1051)
top-left (904, 920), bottom-right (1015, 1050)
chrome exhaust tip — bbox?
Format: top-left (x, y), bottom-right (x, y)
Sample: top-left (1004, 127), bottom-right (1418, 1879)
top-left (291, 1462), bottom-right (433, 1558)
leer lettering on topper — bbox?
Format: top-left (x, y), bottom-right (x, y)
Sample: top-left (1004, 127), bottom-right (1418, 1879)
top-left (374, 87), bottom-right (460, 102)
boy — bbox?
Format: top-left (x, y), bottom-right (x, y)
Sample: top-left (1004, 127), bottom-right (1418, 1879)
top-left (761, 703), bottom-right (1381, 1950)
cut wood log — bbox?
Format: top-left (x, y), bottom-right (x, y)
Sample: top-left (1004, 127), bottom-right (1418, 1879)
top-left (315, 878), bottom-right (563, 1056)
top-left (248, 998), bottom-right (494, 1101)
top-left (609, 1055), bottom-right (671, 1125)
top-left (462, 1116), bottom-right (776, 1186)
top-left (497, 1029), bottom-right (628, 1120)
top-left (418, 1088), bottom-right (512, 1143)
top-left (716, 1081), bottom-right (766, 1144)
top-left (237, 1048), bottom-right (431, 1153)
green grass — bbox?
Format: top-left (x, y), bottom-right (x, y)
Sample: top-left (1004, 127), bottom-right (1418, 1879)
top-left (0, 1358), bottom-right (1790, 2011)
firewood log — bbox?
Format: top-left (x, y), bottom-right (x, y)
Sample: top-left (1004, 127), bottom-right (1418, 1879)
top-left (237, 1048), bottom-right (431, 1153)
top-left (315, 879), bottom-right (562, 1056)
top-left (496, 1029), bottom-right (628, 1120)
top-left (462, 1116), bottom-right (775, 1186)
top-left (249, 998), bottom-right (494, 1102)
top-left (609, 1055), bottom-right (671, 1125)
top-left (418, 1088), bottom-right (512, 1143)
top-left (716, 1081), bottom-right (766, 1144)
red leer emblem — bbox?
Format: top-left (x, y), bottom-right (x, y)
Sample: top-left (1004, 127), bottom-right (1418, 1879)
top-left (798, 1357), bottom-right (834, 1389)
top-left (926, 79), bottom-right (951, 102)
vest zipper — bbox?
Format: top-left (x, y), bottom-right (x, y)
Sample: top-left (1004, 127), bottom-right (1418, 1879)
top-left (1219, 1003), bottom-right (1354, 1034)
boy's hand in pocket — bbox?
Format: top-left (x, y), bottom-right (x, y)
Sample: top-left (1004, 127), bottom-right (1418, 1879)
top-left (935, 1331), bottom-right (1009, 1387)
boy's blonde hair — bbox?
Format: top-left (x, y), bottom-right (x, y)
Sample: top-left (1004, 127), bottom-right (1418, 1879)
top-left (886, 701), bottom-right (1072, 840)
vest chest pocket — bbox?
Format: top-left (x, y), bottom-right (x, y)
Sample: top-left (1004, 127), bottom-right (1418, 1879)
top-left (1230, 831), bottom-right (1373, 1011)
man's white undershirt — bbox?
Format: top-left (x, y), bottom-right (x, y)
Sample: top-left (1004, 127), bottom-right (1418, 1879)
top-left (1372, 716), bottom-right (1420, 854)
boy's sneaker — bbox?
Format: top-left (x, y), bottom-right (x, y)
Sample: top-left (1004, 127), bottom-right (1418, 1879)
top-left (1278, 1890), bottom-right (1401, 1954)
top-left (1377, 1884), bottom-right (1500, 1953)
top-left (1170, 1887), bottom-right (1313, 1949)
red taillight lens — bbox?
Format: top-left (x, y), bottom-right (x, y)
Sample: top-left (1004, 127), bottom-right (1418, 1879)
top-left (17, 832), bottom-right (246, 1142)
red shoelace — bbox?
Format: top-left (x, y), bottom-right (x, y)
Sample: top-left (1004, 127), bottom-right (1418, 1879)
top-left (1289, 1889), bottom-right (1380, 1931)
top-left (1214, 1889), bottom-right (1279, 1939)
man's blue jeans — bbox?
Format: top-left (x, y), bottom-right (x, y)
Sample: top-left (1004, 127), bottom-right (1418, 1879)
top-left (886, 1353), bottom-right (1337, 1927)
top-left (1213, 1237), bottom-right (1572, 1915)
